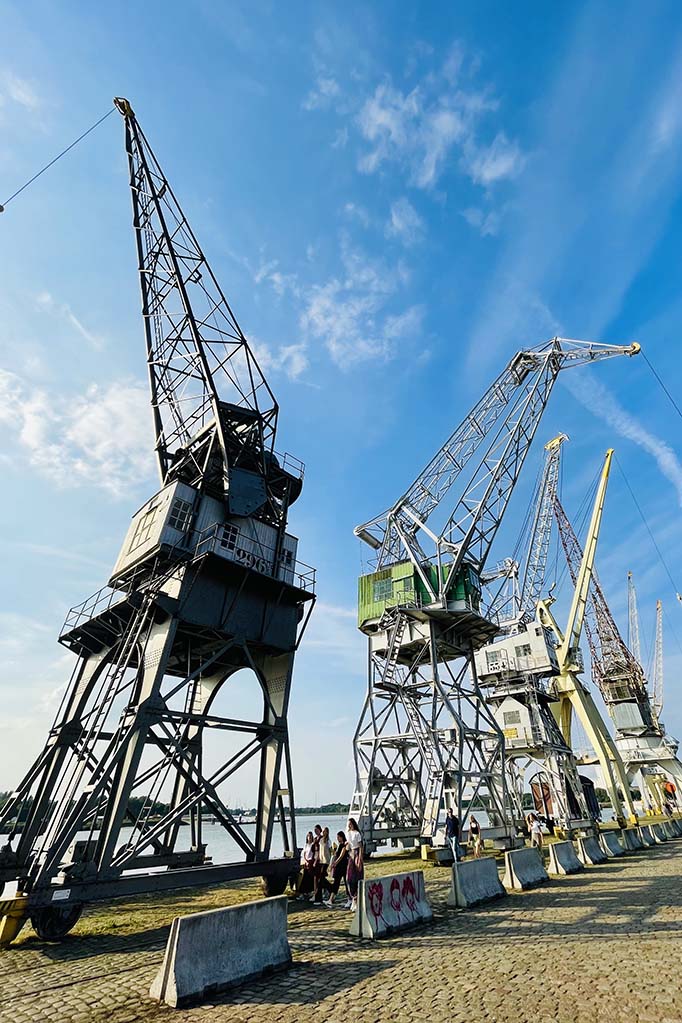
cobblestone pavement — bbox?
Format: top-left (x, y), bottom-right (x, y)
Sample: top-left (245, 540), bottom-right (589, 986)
top-left (2, 843), bottom-right (682, 1023)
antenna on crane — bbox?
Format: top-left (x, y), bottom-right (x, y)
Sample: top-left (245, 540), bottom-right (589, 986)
top-left (653, 599), bottom-right (664, 720)
top-left (628, 571), bottom-right (642, 665)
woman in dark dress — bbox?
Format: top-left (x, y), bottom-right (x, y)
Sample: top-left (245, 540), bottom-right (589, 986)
top-left (322, 831), bottom-right (349, 907)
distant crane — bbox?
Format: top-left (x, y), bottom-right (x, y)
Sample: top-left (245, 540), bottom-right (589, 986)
top-left (555, 520), bottom-right (682, 814)
top-left (628, 571), bottom-right (642, 666)
top-left (475, 435), bottom-right (597, 835)
top-left (350, 338), bottom-right (640, 851)
top-left (653, 599), bottom-right (664, 721)
top-left (0, 98), bottom-right (315, 945)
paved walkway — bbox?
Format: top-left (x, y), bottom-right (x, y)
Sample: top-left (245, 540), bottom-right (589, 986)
top-left (2, 843), bottom-right (682, 1023)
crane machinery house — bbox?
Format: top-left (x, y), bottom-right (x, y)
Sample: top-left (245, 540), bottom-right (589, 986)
top-left (358, 560), bottom-right (483, 629)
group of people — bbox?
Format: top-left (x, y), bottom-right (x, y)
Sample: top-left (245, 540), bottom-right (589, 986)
top-left (444, 808), bottom-right (483, 859)
top-left (296, 818), bottom-right (364, 911)
top-left (445, 807), bottom-right (545, 857)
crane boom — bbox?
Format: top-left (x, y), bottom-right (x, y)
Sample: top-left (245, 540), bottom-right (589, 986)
top-left (628, 571), bottom-right (642, 665)
top-left (554, 500), bottom-right (653, 723)
top-left (356, 339), bottom-right (640, 598)
top-left (558, 450), bottom-right (613, 665)
top-left (114, 97), bottom-right (278, 493)
top-left (537, 450), bottom-right (638, 825)
top-left (518, 433), bottom-right (568, 620)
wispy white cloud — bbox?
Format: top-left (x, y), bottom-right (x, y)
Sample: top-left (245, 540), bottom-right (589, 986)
top-left (354, 47), bottom-right (521, 191)
top-left (463, 131), bottom-right (524, 186)
top-left (331, 126), bottom-right (349, 149)
top-left (36, 291), bottom-right (104, 350)
top-left (249, 336), bottom-right (309, 380)
top-left (300, 238), bottom-right (423, 367)
top-left (385, 196), bottom-right (425, 245)
top-left (0, 369), bottom-right (153, 496)
top-left (252, 260), bottom-right (300, 299)
top-left (1, 71), bottom-right (40, 112)
top-left (302, 74), bottom-right (341, 111)
top-left (343, 201), bottom-right (371, 227)
top-left (461, 206), bottom-right (500, 236)
top-left (563, 372), bottom-right (682, 506)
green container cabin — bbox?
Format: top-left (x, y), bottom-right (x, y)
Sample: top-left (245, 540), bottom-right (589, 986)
top-left (357, 559), bottom-right (482, 629)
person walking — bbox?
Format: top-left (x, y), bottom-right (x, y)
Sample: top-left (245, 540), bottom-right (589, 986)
top-left (468, 815), bottom-right (482, 858)
top-left (345, 817), bottom-right (364, 912)
top-left (322, 830), bottom-right (349, 907)
top-left (528, 813), bottom-right (544, 849)
top-left (445, 807), bottom-right (461, 860)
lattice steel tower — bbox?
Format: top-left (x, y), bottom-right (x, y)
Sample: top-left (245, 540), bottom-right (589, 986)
top-left (350, 338), bottom-right (640, 851)
top-left (0, 98), bottom-right (315, 944)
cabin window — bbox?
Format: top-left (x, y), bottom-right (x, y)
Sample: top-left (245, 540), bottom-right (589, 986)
top-left (219, 523), bottom-right (239, 551)
top-left (129, 506), bottom-right (157, 553)
top-left (168, 498), bottom-right (193, 532)
top-left (373, 578), bottom-right (393, 602)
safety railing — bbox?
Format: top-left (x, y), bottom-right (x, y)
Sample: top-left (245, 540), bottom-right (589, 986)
top-left (61, 583), bottom-right (132, 634)
top-left (192, 522), bottom-right (316, 594)
top-left (275, 449), bottom-right (305, 480)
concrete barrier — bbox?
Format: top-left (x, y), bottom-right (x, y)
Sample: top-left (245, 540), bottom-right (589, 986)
top-left (350, 870), bottom-right (433, 939)
top-left (600, 830), bottom-right (625, 858)
top-left (547, 841), bottom-right (583, 875)
top-left (502, 846), bottom-right (549, 890)
top-left (448, 856), bottom-right (506, 908)
top-left (670, 819), bottom-right (682, 837)
top-left (621, 828), bottom-right (643, 851)
top-left (149, 896), bottom-right (291, 1008)
top-left (638, 825), bottom-right (656, 846)
top-left (651, 823), bottom-right (668, 843)
top-left (661, 820), bottom-right (677, 839)
top-left (576, 836), bottom-right (607, 865)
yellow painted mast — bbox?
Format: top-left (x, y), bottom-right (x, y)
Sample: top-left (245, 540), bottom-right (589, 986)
top-left (538, 449), bottom-right (637, 826)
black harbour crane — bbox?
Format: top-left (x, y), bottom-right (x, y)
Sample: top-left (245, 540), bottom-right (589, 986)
top-left (0, 99), bottom-right (315, 944)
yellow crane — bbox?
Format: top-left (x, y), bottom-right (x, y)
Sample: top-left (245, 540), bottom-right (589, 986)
top-left (537, 449), bottom-right (637, 826)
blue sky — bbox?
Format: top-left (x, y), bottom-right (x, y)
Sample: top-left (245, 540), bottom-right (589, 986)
top-left (1, 0), bottom-right (681, 805)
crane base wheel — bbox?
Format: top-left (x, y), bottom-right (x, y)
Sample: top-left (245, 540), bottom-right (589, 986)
top-left (30, 904), bottom-right (83, 941)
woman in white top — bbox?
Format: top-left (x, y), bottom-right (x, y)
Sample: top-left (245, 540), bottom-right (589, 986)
top-left (345, 818), bottom-right (364, 912)
top-left (528, 814), bottom-right (544, 848)
top-left (297, 831), bottom-right (316, 899)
